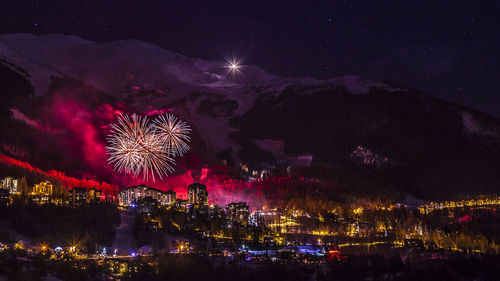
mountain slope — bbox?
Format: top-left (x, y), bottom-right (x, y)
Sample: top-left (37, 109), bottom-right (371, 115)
top-left (0, 33), bottom-right (499, 200)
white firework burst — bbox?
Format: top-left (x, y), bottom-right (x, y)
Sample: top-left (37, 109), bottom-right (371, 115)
top-left (106, 114), bottom-right (175, 181)
top-left (153, 113), bottom-right (191, 157)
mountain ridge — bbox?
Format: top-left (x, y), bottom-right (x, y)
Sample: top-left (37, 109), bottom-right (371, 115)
top-left (0, 33), bottom-right (499, 200)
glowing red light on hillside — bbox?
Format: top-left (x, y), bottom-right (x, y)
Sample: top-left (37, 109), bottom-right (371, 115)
top-left (0, 153), bottom-right (118, 195)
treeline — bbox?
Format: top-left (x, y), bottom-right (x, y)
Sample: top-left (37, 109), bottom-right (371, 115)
top-left (0, 202), bottom-right (120, 252)
top-left (124, 253), bottom-right (500, 281)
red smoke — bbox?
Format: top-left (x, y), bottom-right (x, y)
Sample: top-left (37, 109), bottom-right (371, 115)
top-left (2, 89), bottom-right (320, 209)
top-left (52, 99), bottom-right (110, 171)
top-left (1, 150), bottom-right (332, 210)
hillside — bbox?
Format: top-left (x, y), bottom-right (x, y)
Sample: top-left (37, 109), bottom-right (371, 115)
top-left (1, 33), bottom-right (499, 200)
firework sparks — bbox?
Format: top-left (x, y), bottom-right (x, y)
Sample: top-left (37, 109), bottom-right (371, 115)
top-left (153, 113), bottom-right (191, 157)
top-left (106, 114), bottom-right (175, 181)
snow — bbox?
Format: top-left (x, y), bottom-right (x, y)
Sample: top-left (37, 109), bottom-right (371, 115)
top-left (112, 210), bottom-right (134, 255)
top-left (325, 75), bottom-right (402, 94)
top-left (350, 145), bottom-right (389, 167)
top-left (0, 34), bottom-right (268, 163)
top-left (0, 34), bottom-right (410, 165)
top-left (0, 34), bottom-right (404, 99)
top-left (44, 275), bottom-right (63, 281)
top-left (0, 48), bottom-right (62, 96)
top-left (461, 112), bottom-right (497, 138)
top-left (288, 154), bottom-right (313, 167)
top-left (254, 139), bottom-right (286, 160)
top-left (460, 112), bottom-right (493, 136)
top-left (10, 108), bottom-right (39, 128)
top-left (0, 33), bottom-right (274, 98)
top-left (10, 108), bottom-right (58, 133)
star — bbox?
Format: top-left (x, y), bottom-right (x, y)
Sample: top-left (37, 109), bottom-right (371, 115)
top-left (224, 56), bottom-right (244, 78)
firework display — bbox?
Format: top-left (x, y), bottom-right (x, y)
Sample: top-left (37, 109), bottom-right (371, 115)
top-left (153, 114), bottom-right (191, 157)
top-left (106, 113), bottom-right (189, 181)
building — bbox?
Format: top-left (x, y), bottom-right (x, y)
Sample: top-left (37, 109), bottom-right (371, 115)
top-left (0, 177), bottom-right (19, 194)
top-left (249, 210), bottom-right (303, 234)
top-left (209, 205), bottom-right (226, 220)
top-left (187, 183), bottom-right (208, 205)
top-left (226, 202), bottom-right (249, 227)
top-left (31, 181), bottom-right (53, 204)
top-left (105, 259), bottom-right (141, 278)
top-left (249, 210), bottom-right (282, 230)
top-left (117, 185), bottom-right (176, 206)
top-left (69, 187), bottom-right (103, 207)
top-left (87, 188), bottom-right (102, 203)
top-left (174, 199), bottom-right (189, 210)
top-left (137, 196), bottom-right (159, 213)
top-left (160, 189), bottom-right (176, 205)
top-left (71, 187), bottom-right (87, 207)
top-left (0, 189), bottom-right (10, 206)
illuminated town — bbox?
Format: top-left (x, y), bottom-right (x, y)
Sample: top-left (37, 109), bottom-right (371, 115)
top-left (1, 2), bottom-right (500, 281)
top-left (0, 175), bottom-right (499, 280)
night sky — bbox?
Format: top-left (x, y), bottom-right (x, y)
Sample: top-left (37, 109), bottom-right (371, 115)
top-left (1, 1), bottom-right (499, 116)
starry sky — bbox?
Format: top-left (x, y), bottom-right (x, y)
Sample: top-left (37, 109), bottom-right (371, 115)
top-left (1, 0), bottom-right (499, 116)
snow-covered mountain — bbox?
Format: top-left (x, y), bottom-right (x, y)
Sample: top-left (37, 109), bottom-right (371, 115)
top-left (1, 33), bottom-right (499, 199)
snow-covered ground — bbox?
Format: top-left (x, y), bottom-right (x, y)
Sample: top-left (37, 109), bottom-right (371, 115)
top-left (350, 145), bottom-right (389, 167)
top-left (0, 33), bottom-right (274, 98)
top-left (461, 111), bottom-right (495, 136)
top-left (111, 210), bottom-right (134, 255)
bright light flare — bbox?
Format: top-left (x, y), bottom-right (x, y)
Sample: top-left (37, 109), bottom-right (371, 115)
top-left (224, 56), bottom-right (244, 77)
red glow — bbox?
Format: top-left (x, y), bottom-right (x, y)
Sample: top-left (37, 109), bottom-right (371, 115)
top-left (95, 104), bottom-right (123, 120)
top-left (0, 149), bottom-right (335, 209)
top-left (145, 108), bottom-right (172, 116)
top-left (458, 214), bottom-right (472, 223)
top-left (2, 91), bottom-right (336, 208)
top-left (1, 142), bottom-right (25, 158)
top-left (328, 249), bottom-right (344, 260)
top-left (52, 99), bottom-right (109, 170)
top-left (0, 153), bottom-right (118, 195)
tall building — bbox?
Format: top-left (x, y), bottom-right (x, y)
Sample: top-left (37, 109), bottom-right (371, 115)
top-left (0, 177), bottom-right (19, 194)
top-left (187, 183), bottom-right (208, 205)
top-left (226, 202), bottom-right (249, 227)
top-left (118, 185), bottom-right (176, 206)
top-left (31, 180), bottom-right (53, 204)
